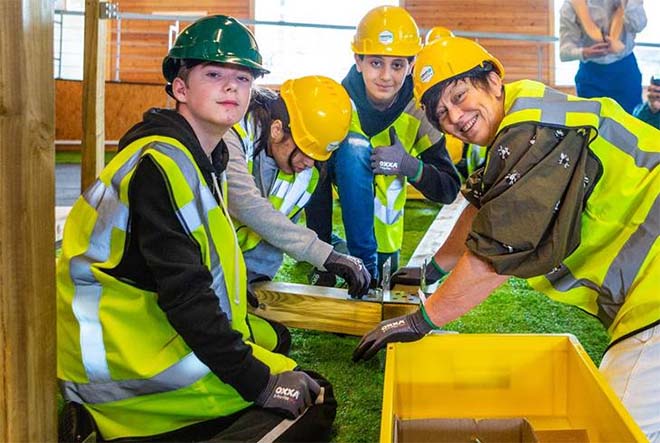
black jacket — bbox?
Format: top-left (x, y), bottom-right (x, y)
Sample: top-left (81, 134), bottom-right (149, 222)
top-left (109, 108), bottom-right (270, 401)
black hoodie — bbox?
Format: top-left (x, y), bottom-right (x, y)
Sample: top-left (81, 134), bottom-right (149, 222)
top-left (109, 108), bottom-right (271, 402)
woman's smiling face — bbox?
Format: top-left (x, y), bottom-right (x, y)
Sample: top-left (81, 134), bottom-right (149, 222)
top-left (433, 71), bottom-right (505, 147)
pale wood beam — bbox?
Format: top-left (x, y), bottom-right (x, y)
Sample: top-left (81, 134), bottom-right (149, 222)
top-left (81, 0), bottom-right (108, 191)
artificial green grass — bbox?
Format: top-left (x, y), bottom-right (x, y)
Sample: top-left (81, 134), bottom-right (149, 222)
top-left (56, 151), bottom-right (116, 164)
top-left (277, 200), bottom-right (608, 443)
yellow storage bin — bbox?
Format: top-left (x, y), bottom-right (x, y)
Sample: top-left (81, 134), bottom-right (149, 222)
top-left (381, 334), bottom-right (646, 442)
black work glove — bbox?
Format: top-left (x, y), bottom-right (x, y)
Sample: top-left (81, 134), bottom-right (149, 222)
top-left (353, 310), bottom-right (435, 362)
top-left (390, 258), bottom-right (448, 288)
top-left (254, 371), bottom-right (321, 419)
top-left (323, 250), bottom-right (371, 299)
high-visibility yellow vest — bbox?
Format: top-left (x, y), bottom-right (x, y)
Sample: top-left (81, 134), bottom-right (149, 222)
top-left (57, 135), bottom-right (295, 440)
top-left (349, 100), bottom-right (436, 253)
top-left (502, 80), bottom-right (660, 344)
top-left (232, 118), bottom-right (319, 253)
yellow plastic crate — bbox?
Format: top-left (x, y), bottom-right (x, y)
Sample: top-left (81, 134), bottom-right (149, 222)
top-left (381, 334), bottom-right (646, 442)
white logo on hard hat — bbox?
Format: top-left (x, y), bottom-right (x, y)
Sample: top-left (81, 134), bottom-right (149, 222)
top-left (326, 141), bottom-right (340, 152)
top-left (379, 30), bottom-right (394, 45)
top-left (420, 66), bottom-right (434, 83)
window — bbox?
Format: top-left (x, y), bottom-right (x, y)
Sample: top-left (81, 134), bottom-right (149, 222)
top-left (553, 1), bottom-right (660, 86)
top-left (254, 0), bottom-right (397, 85)
top-left (54, 0), bottom-right (85, 80)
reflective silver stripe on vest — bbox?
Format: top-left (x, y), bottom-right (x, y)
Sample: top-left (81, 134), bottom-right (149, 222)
top-left (374, 178), bottom-right (404, 225)
top-left (176, 190), bottom-right (231, 317)
top-left (69, 141), bottom-right (230, 394)
top-left (509, 87), bottom-right (660, 170)
top-left (60, 351), bottom-right (210, 404)
top-left (154, 143), bottom-right (232, 318)
top-left (270, 168), bottom-right (314, 216)
top-left (70, 153), bottom-right (141, 382)
top-left (546, 181), bottom-right (660, 328)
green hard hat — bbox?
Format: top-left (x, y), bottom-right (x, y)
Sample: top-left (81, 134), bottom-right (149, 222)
top-left (162, 15), bottom-right (269, 83)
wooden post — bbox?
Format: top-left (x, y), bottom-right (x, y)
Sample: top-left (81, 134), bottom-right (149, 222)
top-left (81, 0), bottom-right (108, 192)
top-left (0, 0), bottom-right (56, 441)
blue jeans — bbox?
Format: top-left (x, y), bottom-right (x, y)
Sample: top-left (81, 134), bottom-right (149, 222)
top-left (306, 132), bottom-right (381, 279)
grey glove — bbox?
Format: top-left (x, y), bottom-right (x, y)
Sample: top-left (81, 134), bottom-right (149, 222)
top-left (370, 127), bottom-right (421, 179)
top-left (390, 258), bottom-right (448, 288)
top-left (254, 371), bottom-right (321, 419)
top-left (352, 310), bottom-right (436, 362)
top-left (323, 250), bottom-right (371, 299)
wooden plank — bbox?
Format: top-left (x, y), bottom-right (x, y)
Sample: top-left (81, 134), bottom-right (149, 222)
top-left (81, 0), bottom-right (107, 191)
top-left (407, 194), bottom-right (468, 267)
top-left (252, 282), bottom-right (382, 335)
top-left (0, 0), bottom-right (56, 440)
top-left (251, 281), bottom-right (421, 335)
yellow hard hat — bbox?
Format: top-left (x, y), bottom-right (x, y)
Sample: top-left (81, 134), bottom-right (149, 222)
top-left (279, 76), bottom-right (352, 161)
top-left (413, 36), bottom-right (505, 105)
top-left (351, 6), bottom-right (422, 57)
top-left (444, 133), bottom-right (464, 164)
top-left (425, 26), bottom-right (455, 44)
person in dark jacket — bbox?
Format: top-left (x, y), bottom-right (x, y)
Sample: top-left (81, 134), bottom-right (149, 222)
top-left (57, 15), bottom-right (335, 442)
top-left (305, 6), bottom-right (460, 287)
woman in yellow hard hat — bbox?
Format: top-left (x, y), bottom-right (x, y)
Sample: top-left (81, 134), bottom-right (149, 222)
top-left (224, 75), bottom-right (370, 297)
top-left (304, 6), bottom-right (461, 288)
top-left (353, 35), bottom-right (660, 441)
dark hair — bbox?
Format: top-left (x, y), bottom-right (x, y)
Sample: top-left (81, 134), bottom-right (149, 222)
top-left (248, 87), bottom-right (291, 156)
top-left (421, 62), bottom-right (499, 130)
top-left (249, 87), bottom-right (328, 177)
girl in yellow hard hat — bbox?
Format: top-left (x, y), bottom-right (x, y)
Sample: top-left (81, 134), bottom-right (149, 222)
top-left (224, 75), bottom-right (370, 297)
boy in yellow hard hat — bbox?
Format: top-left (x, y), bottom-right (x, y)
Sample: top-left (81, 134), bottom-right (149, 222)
top-left (57, 15), bottom-right (335, 442)
top-left (305, 6), bottom-right (460, 290)
top-left (353, 35), bottom-right (660, 441)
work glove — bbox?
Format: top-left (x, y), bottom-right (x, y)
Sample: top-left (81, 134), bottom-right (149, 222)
top-left (254, 370), bottom-right (321, 419)
top-left (353, 309), bottom-right (437, 362)
top-left (308, 268), bottom-right (337, 288)
top-left (323, 250), bottom-right (371, 299)
top-left (370, 127), bottom-right (421, 179)
top-left (390, 257), bottom-right (448, 288)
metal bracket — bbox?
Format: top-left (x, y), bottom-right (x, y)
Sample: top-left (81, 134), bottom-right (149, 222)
top-left (99, 1), bottom-right (118, 19)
